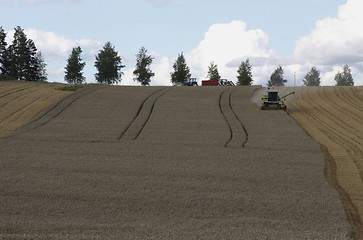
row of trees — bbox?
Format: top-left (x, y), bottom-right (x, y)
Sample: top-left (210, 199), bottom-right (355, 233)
top-left (1, 26), bottom-right (355, 86)
top-left (170, 54), bottom-right (252, 85)
top-left (266, 64), bottom-right (354, 87)
top-left (170, 54), bottom-right (355, 86)
top-left (65, 44), bottom-right (154, 85)
top-left (0, 26), bottom-right (47, 81)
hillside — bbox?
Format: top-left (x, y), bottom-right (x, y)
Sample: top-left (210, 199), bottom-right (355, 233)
top-left (0, 81), bottom-right (72, 137)
top-left (0, 82), bottom-right (360, 239)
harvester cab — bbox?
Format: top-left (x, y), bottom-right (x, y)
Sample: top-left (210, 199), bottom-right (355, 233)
top-left (183, 78), bottom-right (198, 86)
top-left (260, 89), bottom-right (294, 111)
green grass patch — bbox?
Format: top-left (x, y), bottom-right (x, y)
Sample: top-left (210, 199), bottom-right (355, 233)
top-left (58, 84), bottom-right (85, 91)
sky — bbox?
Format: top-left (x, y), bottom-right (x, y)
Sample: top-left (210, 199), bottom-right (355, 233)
top-left (1, 0), bottom-right (363, 86)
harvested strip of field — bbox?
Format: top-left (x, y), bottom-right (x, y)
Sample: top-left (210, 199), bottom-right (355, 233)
top-left (0, 85), bottom-right (352, 239)
top-left (0, 81), bottom-right (71, 137)
top-left (283, 86), bottom-right (363, 237)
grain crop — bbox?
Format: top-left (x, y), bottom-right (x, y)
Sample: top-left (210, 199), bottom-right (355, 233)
top-left (0, 82), bottom-right (359, 239)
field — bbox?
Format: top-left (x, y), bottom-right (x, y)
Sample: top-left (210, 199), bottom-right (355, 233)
top-left (0, 81), bottom-right (362, 239)
top-left (0, 81), bottom-right (72, 137)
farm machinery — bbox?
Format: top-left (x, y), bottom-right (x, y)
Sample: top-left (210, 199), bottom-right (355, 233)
top-left (183, 78), bottom-right (198, 86)
top-left (260, 89), bottom-right (295, 111)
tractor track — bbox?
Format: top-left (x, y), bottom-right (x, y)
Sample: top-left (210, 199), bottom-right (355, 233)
top-left (4, 86), bottom-right (100, 138)
top-left (300, 88), bottom-right (363, 162)
top-left (219, 87), bottom-right (248, 148)
top-left (289, 88), bottom-right (363, 237)
top-left (118, 88), bottom-right (169, 141)
top-left (0, 87), bottom-right (46, 109)
top-left (0, 84), bottom-right (40, 107)
top-left (0, 91), bottom-right (56, 125)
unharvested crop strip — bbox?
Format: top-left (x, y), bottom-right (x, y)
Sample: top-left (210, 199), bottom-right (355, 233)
top-left (118, 89), bottom-right (169, 141)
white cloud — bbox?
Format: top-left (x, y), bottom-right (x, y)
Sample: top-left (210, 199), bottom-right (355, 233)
top-left (293, 0), bottom-right (363, 85)
top-left (122, 54), bottom-right (172, 86)
top-left (185, 20), bottom-right (276, 85)
top-left (6, 28), bottom-right (102, 83)
top-left (24, 29), bottom-right (101, 60)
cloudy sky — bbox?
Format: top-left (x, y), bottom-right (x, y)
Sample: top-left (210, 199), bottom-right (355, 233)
top-left (1, 0), bottom-right (362, 86)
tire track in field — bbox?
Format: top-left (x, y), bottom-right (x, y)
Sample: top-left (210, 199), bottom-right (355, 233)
top-left (290, 88), bottom-right (363, 236)
top-left (219, 88), bottom-right (248, 148)
top-left (317, 88), bottom-right (363, 147)
top-left (0, 91), bottom-right (56, 124)
top-left (0, 84), bottom-right (40, 107)
top-left (324, 87), bottom-right (363, 128)
top-left (300, 88), bottom-right (363, 160)
top-left (5, 86), bottom-right (100, 138)
top-left (118, 88), bottom-right (169, 141)
top-left (341, 87), bottom-right (363, 111)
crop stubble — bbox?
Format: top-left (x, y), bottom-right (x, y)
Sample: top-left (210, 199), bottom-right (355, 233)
top-left (285, 86), bottom-right (363, 237)
top-left (0, 83), bottom-right (356, 239)
top-left (0, 81), bottom-right (71, 137)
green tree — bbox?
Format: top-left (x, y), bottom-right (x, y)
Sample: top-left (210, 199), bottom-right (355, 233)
top-left (7, 26), bottom-right (43, 81)
top-left (267, 66), bottom-right (287, 87)
top-left (237, 59), bottom-right (253, 85)
top-left (64, 46), bottom-right (86, 84)
top-left (27, 51), bottom-right (47, 82)
top-left (9, 26), bottom-right (29, 80)
top-left (133, 47), bottom-right (154, 86)
top-left (170, 52), bottom-right (191, 85)
top-left (207, 61), bottom-right (221, 80)
top-left (335, 64), bottom-right (354, 86)
top-left (303, 66), bottom-right (321, 86)
top-left (0, 26), bottom-right (7, 75)
top-left (94, 42), bottom-right (125, 84)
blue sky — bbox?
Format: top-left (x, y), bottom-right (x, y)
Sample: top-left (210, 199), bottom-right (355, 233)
top-left (1, 0), bottom-right (362, 86)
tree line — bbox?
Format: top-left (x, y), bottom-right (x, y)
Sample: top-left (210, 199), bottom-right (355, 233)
top-left (266, 64), bottom-right (354, 87)
top-left (167, 54), bottom-right (355, 87)
top-left (1, 26), bottom-right (355, 86)
top-left (0, 26), bottom-right (47, 81)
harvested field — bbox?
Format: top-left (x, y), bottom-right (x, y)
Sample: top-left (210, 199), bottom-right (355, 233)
top-left (0, 81), bottom-right (71, 137)
top-left (283, 86), bottom-right (363, 237)
top-left (0, 82), bottom-right (358, 239)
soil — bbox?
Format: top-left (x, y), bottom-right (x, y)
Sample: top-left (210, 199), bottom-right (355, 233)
top-left (0, 82), bottom-right (359, 239)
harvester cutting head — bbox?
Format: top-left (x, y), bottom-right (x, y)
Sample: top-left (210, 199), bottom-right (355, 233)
top-left (260, 89), bottom-right (294, 111)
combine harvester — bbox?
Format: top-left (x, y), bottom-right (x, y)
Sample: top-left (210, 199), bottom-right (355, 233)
top-left (260, 88), bottom-right (295, 111)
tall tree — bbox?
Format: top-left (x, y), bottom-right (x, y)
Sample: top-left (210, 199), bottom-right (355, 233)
top-left (94, 42), bottom-right (124, 84)
top-left (23, 38), bottom-right (40, 81)
top-left (207, 61), bottom-right (221, 80)
top-left (8, 26), bottom-right (41, 81)
top-left (303, 66), bottom-right (321, 86)
top-left (9, 26), bottom-right (28, 80)
top-left (335, 64), bottom-right (354, 86)
top-left (0, 26), bottom-right (7, 75)
top-left (34, 52), bottom-right (47, 82)
top-left (237, 59), bottom-right (253, 85)
top-left (133, 47), bottom-right (154, 86)
top-left (64, 46), bottom-right (86, 84)
top-left (267, 66), bottom-right (287, 87)
top-left (170, 52), bottom-right (191, 85)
